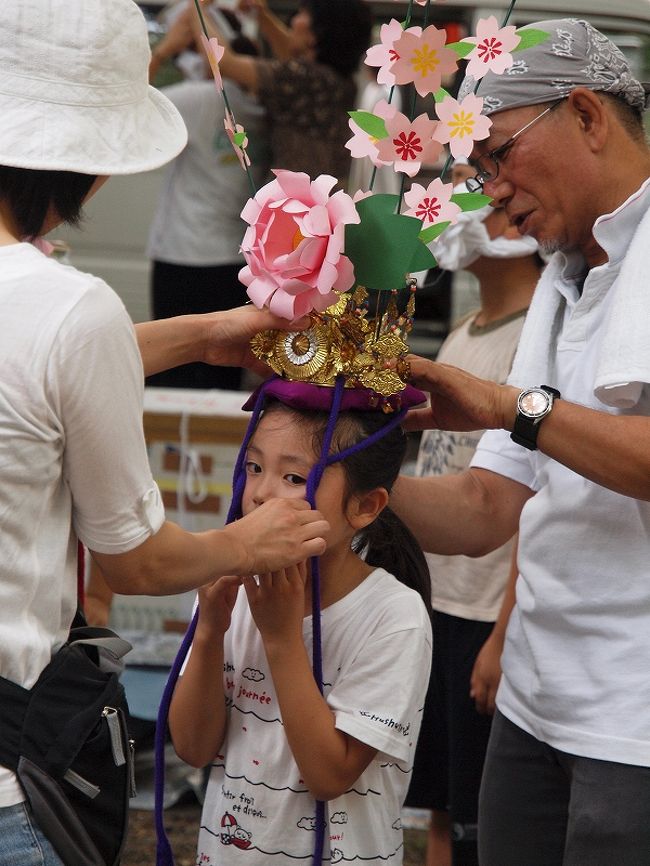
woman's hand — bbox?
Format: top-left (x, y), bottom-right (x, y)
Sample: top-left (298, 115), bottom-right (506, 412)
top-left (201, 306), bottom-right (309, 372)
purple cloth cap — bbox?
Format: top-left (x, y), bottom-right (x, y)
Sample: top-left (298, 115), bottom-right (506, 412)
top-left (241, 377), bottom-right (427, 413)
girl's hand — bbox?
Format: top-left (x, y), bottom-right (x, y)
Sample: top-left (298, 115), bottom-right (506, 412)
top-left (243, 563), bottom-right (307, 647)
top-left (196, 574), bottom-right (242, 639)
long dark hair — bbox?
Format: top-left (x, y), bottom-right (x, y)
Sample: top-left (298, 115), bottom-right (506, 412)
top-left (263, 401), bottom-right (432, 610)
top-left (300, 0), bottom-right (372, 76)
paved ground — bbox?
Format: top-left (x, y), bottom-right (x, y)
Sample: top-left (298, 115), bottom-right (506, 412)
top-left (121, 801), bottom-right (427, 865)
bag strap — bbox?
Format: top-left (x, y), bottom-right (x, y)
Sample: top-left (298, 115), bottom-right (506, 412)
top-left (0, 675), bottom-right (30, 771)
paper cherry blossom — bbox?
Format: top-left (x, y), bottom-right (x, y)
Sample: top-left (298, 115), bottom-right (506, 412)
top-left (463, 16), bottom-right (521, 80)
top-left (433, 92), bottom-right (492, 159)
top-left (345, 99), bottom-right (397, 167)
top-left (375, 111), bottom-right (442, 178)
top-left (390, 25), bottom-right (458, 97)
top-left (224, 115), bottom-right (250, 169)
top-left (239, 171), bottom-right (360, 320)
top-left (200, 33), bottom-right (225, 92)
top-left (403, 179), bottom-right (460, 227)
top-left (365, 19), bottom-right (421, 87)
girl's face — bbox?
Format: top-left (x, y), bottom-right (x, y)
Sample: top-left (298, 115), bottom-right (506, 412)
top-left (242, 409), bottom-right (352, 552)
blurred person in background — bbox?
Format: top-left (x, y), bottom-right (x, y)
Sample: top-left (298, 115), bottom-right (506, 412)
top-left (147, 7), bottom-right (270, 391)
top-left (155, 0), bottom-right (373, 186)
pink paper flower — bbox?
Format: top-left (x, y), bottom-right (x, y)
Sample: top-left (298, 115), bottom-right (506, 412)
top-left (345, 99), bottom-right (397, 167)
top-left (390, 25), bottom-right (458, 97)
top-left (200, 33), bottom-right (225, 91)
top-left (403, 179), bottom-right (460, 226)
top-left (239, 171), bottom-right (360, 320)
top-left (375, 112), bottom-right (443, 177)
top-left (224, 115), bottom-right (250, 170)
top-left (463, 16), bottom-right (520, 80)
top-left (433, 93), bottom-right (492, 158)
top-left (365, 19), bottom-right (421, 87)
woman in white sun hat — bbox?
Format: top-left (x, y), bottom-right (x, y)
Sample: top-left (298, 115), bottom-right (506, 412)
top-left (0, 2), bottom-right (328, 861)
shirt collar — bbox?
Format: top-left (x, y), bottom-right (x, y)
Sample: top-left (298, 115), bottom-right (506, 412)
top-left (553, 175), bottom-right (650, 290)
top-left (592, 175), bottom-right (650, 266)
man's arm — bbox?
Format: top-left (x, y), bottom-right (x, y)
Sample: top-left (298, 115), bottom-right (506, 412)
top-left (407, 356), bottom-right (650, 501)
top-left (391, 468), bottom-right (531, 557)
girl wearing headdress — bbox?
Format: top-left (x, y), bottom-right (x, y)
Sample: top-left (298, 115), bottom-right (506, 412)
top-left (168, 380), bottom-right (432, 864)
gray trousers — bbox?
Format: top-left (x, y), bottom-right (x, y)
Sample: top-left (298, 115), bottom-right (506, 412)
top-left (478, 711), bottom-right (650, 866)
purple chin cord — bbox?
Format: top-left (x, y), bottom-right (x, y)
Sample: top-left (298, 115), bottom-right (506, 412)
top-left (153, 375), bottom-right (406, 865)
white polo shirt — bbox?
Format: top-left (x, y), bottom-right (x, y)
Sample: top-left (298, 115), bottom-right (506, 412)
top-left (471, 179), bottom-right (650, 766)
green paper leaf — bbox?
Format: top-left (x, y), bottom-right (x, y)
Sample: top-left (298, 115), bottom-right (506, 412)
top-left (348, 111), bottom-right (389, 140)
top-left (513, 29), bottom-right (550, 52)
top-left (451, 192), bottom-right (492, 211)
top-left (419, 221), bottom-right (451, 244)
top-left (433, 88), bottom-right (451, 103)
top-left (448, 40), bottom-right (474, 59)
top-left (345, 194), bottom-right (437, 291)
top-left (233, 131), bottom-right (247, 147)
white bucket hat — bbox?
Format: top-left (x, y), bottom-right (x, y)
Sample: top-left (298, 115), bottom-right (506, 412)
top-left (0, 0), bottom-right (188, 175)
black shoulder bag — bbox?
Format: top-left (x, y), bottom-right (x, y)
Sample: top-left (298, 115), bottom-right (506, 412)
top-left (0, 621), bottom-right (135, 866)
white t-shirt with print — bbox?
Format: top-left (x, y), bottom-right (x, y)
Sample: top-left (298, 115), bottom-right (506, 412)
top-left (197, 568), bottom-right (432, 864)
top-left (0, 243), bottom-right (165, 806)
top-left (471, 180), bottom-right (650, 767)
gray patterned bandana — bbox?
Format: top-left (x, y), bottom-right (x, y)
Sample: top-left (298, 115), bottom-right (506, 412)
top-left (459, 18), bottom-right (650, 116)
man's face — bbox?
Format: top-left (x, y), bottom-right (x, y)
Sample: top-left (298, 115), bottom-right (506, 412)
top-left (470, 100), bottom-right (597, 261)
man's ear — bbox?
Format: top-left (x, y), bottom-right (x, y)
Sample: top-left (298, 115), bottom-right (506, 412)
top-left (347, 487), bottom-right (389, 531)
top-left (567, 87), bottom-right (609, 153)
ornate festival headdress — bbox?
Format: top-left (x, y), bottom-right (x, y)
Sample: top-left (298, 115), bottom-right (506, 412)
top-left (154, 4), bottom-right (548, 863)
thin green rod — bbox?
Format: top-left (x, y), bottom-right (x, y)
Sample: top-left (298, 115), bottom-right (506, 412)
top-left (192, 0), bottom-right (257, 195)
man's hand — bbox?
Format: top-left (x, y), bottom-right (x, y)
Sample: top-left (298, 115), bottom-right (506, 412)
top-left (223, 498), bottom-right (329, 575)
top-left (404, 355), bottom-right (519, 434)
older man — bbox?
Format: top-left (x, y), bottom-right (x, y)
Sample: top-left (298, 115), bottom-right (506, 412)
top-left (393, 18), bottom-right (650, 866)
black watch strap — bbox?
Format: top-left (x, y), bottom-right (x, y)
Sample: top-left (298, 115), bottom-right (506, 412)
top-left (510, 385), bottom-right (561, 451)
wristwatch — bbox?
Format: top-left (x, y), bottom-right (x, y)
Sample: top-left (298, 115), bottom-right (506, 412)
top-left (510, 385), bottom-right (561, 451)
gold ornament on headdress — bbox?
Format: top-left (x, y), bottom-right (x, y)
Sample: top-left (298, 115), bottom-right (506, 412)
top-left (250, 281), bottom-right (417, 399)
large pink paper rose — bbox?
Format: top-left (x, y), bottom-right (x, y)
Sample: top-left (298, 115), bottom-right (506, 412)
top-left (239, 171), bottom-right (360, 320)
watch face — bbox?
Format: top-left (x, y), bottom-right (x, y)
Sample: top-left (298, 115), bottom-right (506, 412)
top-left (520, 389), bottom-right (550, 418)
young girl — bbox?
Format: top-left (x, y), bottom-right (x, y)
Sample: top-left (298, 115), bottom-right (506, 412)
top-left (169, 381), bottom-right (432, 864)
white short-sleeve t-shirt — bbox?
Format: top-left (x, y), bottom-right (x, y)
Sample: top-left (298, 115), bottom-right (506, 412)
top-left (197, 569), bottom-right (432, 864)
top-left (0, 243), bottom-right (165, 805)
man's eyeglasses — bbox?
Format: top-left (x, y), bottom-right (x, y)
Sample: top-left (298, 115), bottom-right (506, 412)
top-left (466, 98), bottom-right (565, 192)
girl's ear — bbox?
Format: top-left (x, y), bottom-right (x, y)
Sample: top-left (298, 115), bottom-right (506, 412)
top-left (347, 487), bottom-right (389, 530)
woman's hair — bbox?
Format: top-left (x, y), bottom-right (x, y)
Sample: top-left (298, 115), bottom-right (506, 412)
top-left (0, 166), bottom-right (97, 238)
top-left (300, 0), bottom-right (372, 77)
top-left (262, 401), bottom-right (432, 610)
